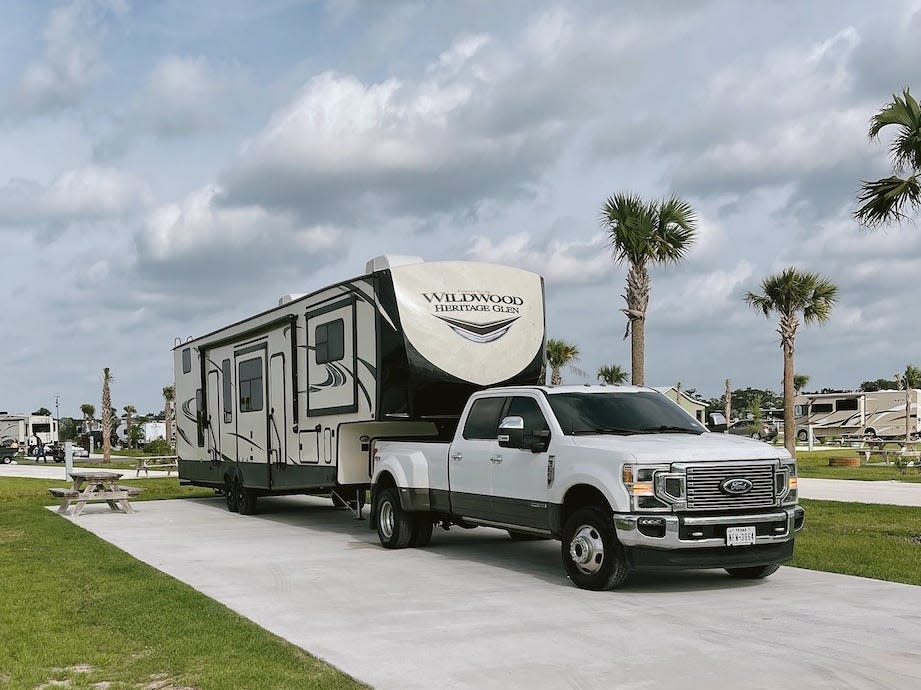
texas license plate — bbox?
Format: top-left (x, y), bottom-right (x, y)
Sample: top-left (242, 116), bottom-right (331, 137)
top-left (726, 526), bottom-right (756, 546)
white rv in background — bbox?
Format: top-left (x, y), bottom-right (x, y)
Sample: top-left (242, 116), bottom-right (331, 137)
top-left (793, 390), bottom-right (921, 441)
top-left (173, 256), bottom-right (546, 510)
top-left (0, 413), bottom-right (59, 451)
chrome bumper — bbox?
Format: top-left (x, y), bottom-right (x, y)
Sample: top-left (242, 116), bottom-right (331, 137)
top-left (614, 506), bottom-right (804, 549)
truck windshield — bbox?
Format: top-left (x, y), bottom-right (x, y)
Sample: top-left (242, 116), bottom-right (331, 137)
top-left (546, 392), bottom-right (705, 436)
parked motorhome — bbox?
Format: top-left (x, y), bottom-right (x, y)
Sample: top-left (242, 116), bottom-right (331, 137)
top-left (174, 256), bottom-right (546, 508)
top-left (0, 413), bottom-right (59, 451)
top-left (794, 390), bottom-right (920, 441)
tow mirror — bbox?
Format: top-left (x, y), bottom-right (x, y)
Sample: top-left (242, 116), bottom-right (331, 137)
top-left (530, 429), bottom-right (551, 454)
top-left (498, 416), bottom-right (525, 449)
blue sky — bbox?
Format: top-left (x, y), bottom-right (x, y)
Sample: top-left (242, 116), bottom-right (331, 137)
top-left (2, 0), bottom-right (920, 416)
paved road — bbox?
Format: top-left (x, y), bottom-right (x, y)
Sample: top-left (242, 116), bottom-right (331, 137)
top-left (798, 477), bottom-right (921, 506)
top-left (58, 495), bottom-right (921, 690)
top-left (0, 465), bottom-right (173, 480)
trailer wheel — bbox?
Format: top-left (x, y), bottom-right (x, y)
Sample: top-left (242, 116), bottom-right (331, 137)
top-left (797, 429), bottom-right (808, 442)
top-left (238, 484), bottom-right (257, 515)
top-left (375, 486), bottom-right (414, 549)
top-left (725, 563), bottom-right (781, 579)
top-left (561, 506), bottom-right (629, 591)
top-left (224, 475), bottom-right (239, 513)
top-left (410, 515), bottom-right (435, 547)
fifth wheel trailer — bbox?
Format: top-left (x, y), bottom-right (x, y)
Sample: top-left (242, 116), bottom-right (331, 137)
top-left (174, 256), bottom-right (546, 512)
top-left (0, 413), bottom-right (59, 452)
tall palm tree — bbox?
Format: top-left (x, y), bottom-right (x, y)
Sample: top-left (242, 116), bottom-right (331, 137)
top-left (856, 88), bottom-right (921, 228)
top-left (723, 379), bottom-right (731, 430)
top-left (793, 374), bottom-right (810, 395)
top-left (162, 385), bottom-right (175, 450)
top-left (79, 403), bottom-right (95, 435)
top-left (602, 193), bottom-right (698, 385)
top-left (546, 339), bottom-right (582, 386)
top-left (745, 268), bottom-right (838, 455)
top-left (597, 364), bottom-right (629, 385)
top-left (123, 404), bottom-right (136, 449)
top-left (101, 368), bottom-right (113, 463)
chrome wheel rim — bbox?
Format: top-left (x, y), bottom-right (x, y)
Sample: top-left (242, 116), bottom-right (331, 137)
top-left (569, 524), bottom-right (605, 575)
top-left (380, 500), bottom-right (395, 539)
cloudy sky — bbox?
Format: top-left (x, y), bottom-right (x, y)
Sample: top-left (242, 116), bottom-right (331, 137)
top-left (2, 0), bottom-right (920, 416)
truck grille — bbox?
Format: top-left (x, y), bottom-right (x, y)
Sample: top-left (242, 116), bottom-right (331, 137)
top-left (685, 463), bottom-right (776, 511)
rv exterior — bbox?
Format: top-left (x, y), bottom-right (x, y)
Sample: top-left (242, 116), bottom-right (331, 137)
top-left (793, 390), bottom-right (921, 441)
top-left (0, 413), bottom-right (59, 451)
top-left (173, 257), bottom-right (545, 510)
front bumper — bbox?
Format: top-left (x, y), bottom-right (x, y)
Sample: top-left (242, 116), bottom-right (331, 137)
top-left (614, 505), bottom-right (805, 550)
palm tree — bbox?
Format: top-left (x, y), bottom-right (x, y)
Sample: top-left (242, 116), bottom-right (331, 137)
top-left (723, 379), bottom-right (731, 429)
top-left (793, 374), bottom-right (810, 394)
top-left (79, 403), bottom-right (95, 434)
top-left (546, 339), bottom-right (582, 386)
top-left (856, 88), bottom-right (921, 228)
top-left (602, 193), bottom-right (698, 385)
top-left (597, 364), bottom-right (629, 385)
top-left (162, 385), bottom-right (175, 450)
top-left (745, 268), bottom-right (838, 455)
top-left (123, 404), bottom-right (136, 449)
top-left (101, 368), bottom-right (113, 463)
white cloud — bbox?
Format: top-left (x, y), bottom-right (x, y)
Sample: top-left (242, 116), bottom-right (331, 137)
top-left (467, 231), bottom-right (611, 285)
top-left (14, 0), bottom-right (126, 114)
top-left (0, 166), bottom-right (151, 228)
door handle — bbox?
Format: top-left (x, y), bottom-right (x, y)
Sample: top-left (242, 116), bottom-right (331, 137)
top-left (490, 455), bottom-right (503, 463)
top-left (451, 453), bottom-right (463, 461)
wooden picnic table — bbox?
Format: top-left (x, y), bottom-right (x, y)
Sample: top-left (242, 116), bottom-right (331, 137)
top-left (49, 470), bottom-right (142, 516)
top-left (854, 439), bottom-right (921, 465)
top-left (135, 455), bottom-right (178, 477)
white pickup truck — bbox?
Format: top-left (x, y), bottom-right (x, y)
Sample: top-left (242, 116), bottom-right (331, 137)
top-left (371, 385), bottom-right (804, 590)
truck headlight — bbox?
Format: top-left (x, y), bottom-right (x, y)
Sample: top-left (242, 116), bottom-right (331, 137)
top-left (779, 462), bottom-right (798, 504)
top-left (623, 464), bottom-right (670, 510)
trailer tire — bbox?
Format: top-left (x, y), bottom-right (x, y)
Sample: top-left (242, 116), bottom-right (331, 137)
top-left (224, 475), bottom-right (239, 513)
top-left (725, 563), bottom-right (781, 579)
top-left (375, 487), bottom-right (415, 549)
top-left (561, 506), bottom-right (629, 591)
top-left (238, 484), bottom-right (258, 515)
top-left (410, 515), bottom-right (435, 547)
top-left (797, 429), bottom-right (808, 442)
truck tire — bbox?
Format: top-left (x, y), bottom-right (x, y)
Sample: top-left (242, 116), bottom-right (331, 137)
top-left (375, 486), bottom-right (415, 549)
top-left (561, 507), bottom-right (629, 591)
top-left (725, 563), bottom-right (781, 579)
top-left (224, 475), bottom-right (239, 513)
top-left (507, 530), bottom-right (550, 541)
top-left (410, 514), bottom-right (435, 547)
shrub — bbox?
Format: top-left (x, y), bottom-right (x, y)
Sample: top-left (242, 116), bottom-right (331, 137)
top-left (143, 438), bottom-right (172, 455)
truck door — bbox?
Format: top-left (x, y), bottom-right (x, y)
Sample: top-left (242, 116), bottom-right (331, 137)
top-left (234, 345), bottom-right (269, 486)
top-left (449, 396), bottom-right (506, 519)
top-left (490, 395), bottom-right (553, 530)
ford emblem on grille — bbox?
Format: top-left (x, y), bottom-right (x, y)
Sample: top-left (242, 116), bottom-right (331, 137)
top-left (720, 478), bottom-right (754, 495)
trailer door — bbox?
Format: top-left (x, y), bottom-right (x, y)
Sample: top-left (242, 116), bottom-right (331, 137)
top-left (206, 369), bottom-right (221, 463)
top-left (268, 353), bottom-right (288, 473)
top-left (306, 298), bottom-right (358, 417)
top-left (234, 345), bottom-right (269, 486)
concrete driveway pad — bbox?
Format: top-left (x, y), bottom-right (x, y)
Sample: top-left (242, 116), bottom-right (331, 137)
top-left (58, 496), bottom-right (921, 689)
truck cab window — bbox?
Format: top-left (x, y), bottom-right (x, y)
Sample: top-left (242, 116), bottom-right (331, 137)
top-left (238, 358), bottom-right (264, 412)
top-left (463, 397), bottom-right (506, 439)
top-left (506, 396), bottom-right (549, 433)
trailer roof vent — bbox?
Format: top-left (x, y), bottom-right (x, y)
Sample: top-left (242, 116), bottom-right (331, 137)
top-left (278, 293), bottom-right (306, 306)
top-left (365, 255), bottom-right (424, 273)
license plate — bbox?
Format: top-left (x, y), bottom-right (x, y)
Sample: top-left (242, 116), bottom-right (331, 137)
top-left (726, 526), bottom-right (756, 547)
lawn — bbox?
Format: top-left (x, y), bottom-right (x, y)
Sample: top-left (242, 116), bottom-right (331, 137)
top-left (795, 449), bottom-right (921, 482)
top-left (0, 477), bottom-right (363, 690)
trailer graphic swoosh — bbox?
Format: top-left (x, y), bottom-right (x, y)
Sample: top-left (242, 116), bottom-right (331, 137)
top-left (434, 315), bottom-right (520, 343)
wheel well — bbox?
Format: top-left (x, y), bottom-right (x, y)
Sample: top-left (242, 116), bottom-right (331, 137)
top-left (561, 484), bottom-right (612, 528)
top-left (374, 471), bottom-right (396, 491)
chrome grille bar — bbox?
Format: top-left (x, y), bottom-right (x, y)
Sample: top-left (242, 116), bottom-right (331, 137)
top-left (683, 462), bottom-right (777, 511)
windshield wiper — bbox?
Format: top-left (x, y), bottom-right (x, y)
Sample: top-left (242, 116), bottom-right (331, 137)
top-left (638, 425), bottom-right (703, 435)
top-left (570, 427), bottom-right (640, 436)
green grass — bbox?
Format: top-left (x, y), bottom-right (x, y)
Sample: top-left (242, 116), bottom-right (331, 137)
top-left (795, 449), bottom-right (921, 482)
top-left (792, 499), bottom-right (921, 585)
top-left (0, 477), bottom-right (363, 690)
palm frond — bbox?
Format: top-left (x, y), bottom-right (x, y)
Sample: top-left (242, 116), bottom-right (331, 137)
top-left (868, 88), bottom-right (921, 172)
top-left (855, 174), bottom-right (921, 228)
top-left (745, 267), bottom-right (838, 326)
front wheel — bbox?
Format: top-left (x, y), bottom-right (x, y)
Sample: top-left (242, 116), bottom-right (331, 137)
top-left (561, 507), bottom-right (629, 590)
top-left (725, 563), bottom-right (781, 579)
top-left (750, 432), bottom-right (761, 440)
top-left (797, 429), bottom-right (808, 442)
top-left (375, 487), bottom-right (415, 549)
top-left (0, 456), bottom-right (10, 465)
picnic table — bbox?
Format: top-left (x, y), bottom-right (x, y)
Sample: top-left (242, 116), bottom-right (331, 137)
top-left (135, 455), bottom-right (178, 477)
top-left (49, 470), bottom-right (142, 516)
top-left (853, 439), bottom-right (921, 465)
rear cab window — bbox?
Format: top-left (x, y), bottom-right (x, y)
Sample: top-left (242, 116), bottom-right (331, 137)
top-left (462, 397), bottom-right (507, 440)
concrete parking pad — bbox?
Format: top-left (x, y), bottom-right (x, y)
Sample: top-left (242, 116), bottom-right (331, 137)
top-left (56, 495), bottom-right (921, 690)
top-left (798, 477), bottom-right (921, 506)
top-left (0, 465), bottom-right (173, 481)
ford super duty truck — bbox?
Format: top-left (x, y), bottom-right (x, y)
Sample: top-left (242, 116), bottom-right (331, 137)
top-left (370, 385), bottom-right (804, 590)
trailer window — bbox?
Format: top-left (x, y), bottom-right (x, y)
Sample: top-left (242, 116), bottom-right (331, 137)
top-left (32, 423), bottom-right (51, 433)
top-left (238, 358), bottom-right (264, 412)
top-left (811, 403), bottom-right (833, 413)
top-left (182, 348), bottom-right (192, 373)
top-left (315, 319), bottom-right (344, 364)
top-left (836, 399), bottom-right (859, 411)
top-left (463, 397), bottom-right (506, 440)
top-left (222, 359), bottom-right (233, 423)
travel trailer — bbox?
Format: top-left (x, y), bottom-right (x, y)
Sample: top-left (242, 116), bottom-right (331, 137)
top-left (793, 390), bottom-right (921, 441)
top-left (0, 413), bottom-right (59, 451)
top-left (173, 256), bottom-right (546, 507)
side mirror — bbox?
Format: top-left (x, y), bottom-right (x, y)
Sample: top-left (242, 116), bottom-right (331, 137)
top-left (530, 429), bottom-right (551, 454)
top-left (498, 416), bottom-right (525, 449)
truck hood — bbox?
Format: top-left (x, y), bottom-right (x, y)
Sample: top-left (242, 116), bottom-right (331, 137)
top-left (569, 432), bottom-right (791, 464)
